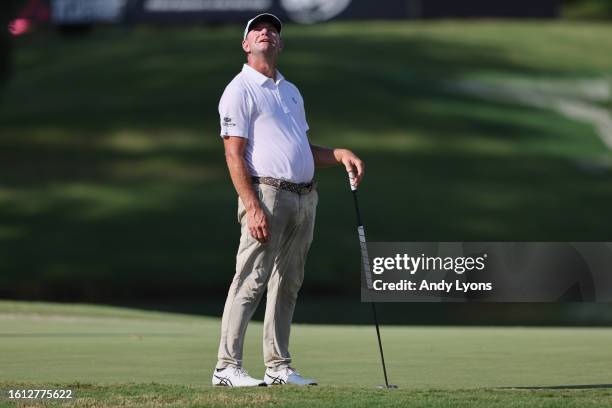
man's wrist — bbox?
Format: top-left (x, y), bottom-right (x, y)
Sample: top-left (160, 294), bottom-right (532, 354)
top-left (244, 198), bottom-right (261, 211)
top-left (333, 148), bottom-right (347, 163)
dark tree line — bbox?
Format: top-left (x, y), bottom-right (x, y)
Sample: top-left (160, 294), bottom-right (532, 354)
top-left (1, 1), bottom-right (29, 94)
top-left (0, 2), bottom-right (15, 93)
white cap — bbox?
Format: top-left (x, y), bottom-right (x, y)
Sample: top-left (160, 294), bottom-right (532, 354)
top-left (243, 13), bottom-right (282, 41)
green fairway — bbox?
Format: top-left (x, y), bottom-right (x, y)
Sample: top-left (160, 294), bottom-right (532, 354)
top-left (1, 301), bottom-right (612, 407)
top-left (1, 22), bottom-right (612, 300)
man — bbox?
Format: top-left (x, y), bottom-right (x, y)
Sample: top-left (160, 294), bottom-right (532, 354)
top-left (213, 13), bottom-right (364, 387)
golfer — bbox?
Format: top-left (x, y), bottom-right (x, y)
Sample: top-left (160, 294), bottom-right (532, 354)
top-left (213, 13), bottom-right (364, 387)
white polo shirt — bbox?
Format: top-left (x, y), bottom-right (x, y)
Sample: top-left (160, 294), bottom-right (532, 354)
top-left (219, 64), bottom-right (314, 184)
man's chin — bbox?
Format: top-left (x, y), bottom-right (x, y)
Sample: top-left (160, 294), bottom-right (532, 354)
top-left (254, 46), bottom-right (279, 57)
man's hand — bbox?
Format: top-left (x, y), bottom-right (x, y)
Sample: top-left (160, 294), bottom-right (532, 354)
top-left (336, 149), bottom-right (365, 187)
top-left (224, 136), bottom-right (271, 243)
top-left (247, 205), bottom-right (270, 243)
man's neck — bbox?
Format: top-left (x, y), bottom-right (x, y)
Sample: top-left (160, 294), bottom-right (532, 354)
top-left (247, 56), bottom-right (277, 80)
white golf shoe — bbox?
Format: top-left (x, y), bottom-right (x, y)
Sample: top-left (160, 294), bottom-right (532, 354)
top-left (264, 366), bottom-right (317, 386)
top-left (212, 366), bottom-right (266, 387)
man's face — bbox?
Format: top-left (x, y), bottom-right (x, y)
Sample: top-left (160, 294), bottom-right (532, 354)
top-left (242, 21), bottom-right (282, 56)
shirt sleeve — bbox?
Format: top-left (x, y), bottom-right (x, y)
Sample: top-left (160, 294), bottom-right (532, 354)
top-left (218, 82), bottom-right (251, 139)
top-left (296, 89), bottom-right (309, 133)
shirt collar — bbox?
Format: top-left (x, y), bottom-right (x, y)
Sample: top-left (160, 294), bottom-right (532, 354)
top-left (242, 64), bottom-right (284, 86)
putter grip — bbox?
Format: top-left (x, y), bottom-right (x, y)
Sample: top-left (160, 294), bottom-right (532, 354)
top-left (359, 225), bottom-right (374, 290)
top-left (348, 171), bottom-right (357, 191)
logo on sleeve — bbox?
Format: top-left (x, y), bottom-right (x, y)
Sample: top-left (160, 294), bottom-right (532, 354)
top-left (291, 97), bottom-right (298, 104)
top-left (223, 117), bottom-right (236, 127)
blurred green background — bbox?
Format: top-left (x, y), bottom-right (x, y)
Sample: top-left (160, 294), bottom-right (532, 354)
top-left (1, 1), bottom-right (612, 325)
top-left (563, 0), bottom-right (612, 19)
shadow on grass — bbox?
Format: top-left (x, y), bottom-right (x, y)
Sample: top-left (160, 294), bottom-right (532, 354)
top-left (107, 297), bottom-right (612, 326)
top-left (2, 150), bottom-right (611, 301)
top-left (0, 332), bottom-right (192, 337)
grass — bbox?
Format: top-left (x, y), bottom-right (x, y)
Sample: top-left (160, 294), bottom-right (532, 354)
top-left (1, 21), bottom-right (612, 301)
top-left (3, 384), bottom-right (612, 408)
top-left (1, 301), bottom-right (612, 407)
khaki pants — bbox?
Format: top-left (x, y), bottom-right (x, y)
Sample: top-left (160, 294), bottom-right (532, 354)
top-left (217, 184), bottom-right (318, 369)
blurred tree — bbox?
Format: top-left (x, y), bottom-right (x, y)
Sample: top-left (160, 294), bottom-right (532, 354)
top-left (1, 1), bottom-right (28, 94)
top-left (1, 0), bottom-right (43, 94)
top-left (563, 0), bottom-right (612, 19)
top-left (0, 2), bottom-right (14, 94)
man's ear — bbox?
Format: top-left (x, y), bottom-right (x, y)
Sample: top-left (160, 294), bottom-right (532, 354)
top-left (278, 38), bottom-right (283, 53)
top-left (242, 39), bottom-right (250, 53)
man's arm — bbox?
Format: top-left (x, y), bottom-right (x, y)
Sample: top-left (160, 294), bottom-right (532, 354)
top-left (310, 144), bottom-right (365, 187)
top-left (224, 136), bottom-right (269, 243)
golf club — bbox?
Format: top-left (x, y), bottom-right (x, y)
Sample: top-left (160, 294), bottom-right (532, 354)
top-left (347, 171), bottom-right (398, 389)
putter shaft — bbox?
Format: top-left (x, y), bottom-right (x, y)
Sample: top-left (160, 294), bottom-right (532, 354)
top-left (348, 172), bottom-right (392, 388)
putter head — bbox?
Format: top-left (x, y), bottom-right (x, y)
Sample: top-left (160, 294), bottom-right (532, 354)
top-left (377, 384), bottom-right (399, 389)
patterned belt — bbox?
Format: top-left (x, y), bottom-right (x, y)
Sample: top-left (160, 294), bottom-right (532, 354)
top-left (252, 176), bottom-right (314, 195)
